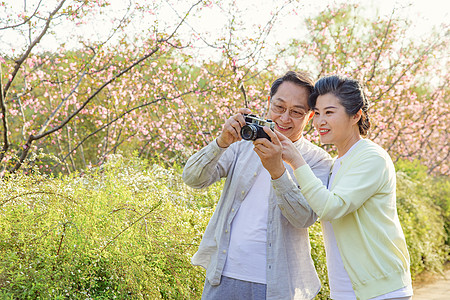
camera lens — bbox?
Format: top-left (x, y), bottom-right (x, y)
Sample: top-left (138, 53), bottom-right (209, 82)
top-left (241, 124), bottom-right (257, 140)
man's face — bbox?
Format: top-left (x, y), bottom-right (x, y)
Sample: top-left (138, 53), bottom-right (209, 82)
top-left (267, 81), bottom-right (314, 142)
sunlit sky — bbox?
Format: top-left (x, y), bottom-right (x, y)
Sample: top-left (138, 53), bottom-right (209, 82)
top-left (0, 0), bottom-right (448, 57)
top-left (274, 0), bottom-right (448, 38)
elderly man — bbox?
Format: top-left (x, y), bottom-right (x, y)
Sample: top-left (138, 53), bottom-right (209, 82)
top-left (182, 71), bottom-right (333, 300)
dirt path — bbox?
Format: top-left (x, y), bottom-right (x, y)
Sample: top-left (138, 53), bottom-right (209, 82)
top-left (413, 267), bottom-right (450, 299)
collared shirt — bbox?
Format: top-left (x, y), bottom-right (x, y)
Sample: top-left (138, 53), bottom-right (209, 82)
top-left (182, 137), bottom-right (333, 300)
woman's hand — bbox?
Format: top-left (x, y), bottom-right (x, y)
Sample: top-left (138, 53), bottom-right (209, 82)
top-left (216, 108), bottom-right (252, 148)
top-left (273, 130), bottom-right (306, 170)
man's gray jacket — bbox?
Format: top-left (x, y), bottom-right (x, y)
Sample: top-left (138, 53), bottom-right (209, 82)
top-left (182, 137), bottom-right (333, 300)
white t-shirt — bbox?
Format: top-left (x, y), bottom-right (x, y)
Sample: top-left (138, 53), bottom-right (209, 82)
top-left (324, 139), bottom-right (413, 299)
top-left (222, 167), bottom-right (271, 284)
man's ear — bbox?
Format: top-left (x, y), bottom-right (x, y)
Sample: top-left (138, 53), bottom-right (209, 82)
top-left (307, 111), bottom-right (314, 122)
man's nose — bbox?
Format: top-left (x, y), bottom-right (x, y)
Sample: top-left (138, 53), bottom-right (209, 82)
top-left (280, 110), bottom-right (291, 122)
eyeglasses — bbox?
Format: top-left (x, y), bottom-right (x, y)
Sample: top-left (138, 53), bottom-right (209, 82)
top-left (270, 101), bottom-right (309, 119)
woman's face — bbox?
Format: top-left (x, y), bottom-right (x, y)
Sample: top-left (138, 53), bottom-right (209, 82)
top-left (312, 93), bottom-right (360, 150)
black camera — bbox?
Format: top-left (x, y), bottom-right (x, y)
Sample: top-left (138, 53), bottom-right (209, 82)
top-left (240, 114), bottom-right (275, 141)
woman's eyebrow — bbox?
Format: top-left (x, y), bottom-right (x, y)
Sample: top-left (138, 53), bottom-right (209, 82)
top-left (316, 106), bottom-right (338, 110)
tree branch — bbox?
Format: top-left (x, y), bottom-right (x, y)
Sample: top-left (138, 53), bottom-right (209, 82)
top-left (37, 69), bottom-right (90, 137)
top-left (0, 64), bottom-right (10, 162)
top-left (7, 0), bottom-right (205, 173)
top-left (366, 8), bottom-right (395, 82)
top-left (37, 46), bottom-right (161, 141)
top-left (0, 1), bottom-right (66, 165)
top-left (374, 39), bottom-right (440, 102)
top-left (0, 0), bottom-right (43, 31)
top-left (51, 88), bottom-right (211, 171)
top-left (3, 0), bottom-right (66, 97)
top-left (9, 45), bottom-right (162, 173)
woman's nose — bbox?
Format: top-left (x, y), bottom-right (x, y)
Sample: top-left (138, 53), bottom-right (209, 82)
top-left (314, 115), bottom-right (325, 126)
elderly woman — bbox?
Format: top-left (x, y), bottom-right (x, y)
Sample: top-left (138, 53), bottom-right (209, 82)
top-left (254, 75), bottom-right (413, 300)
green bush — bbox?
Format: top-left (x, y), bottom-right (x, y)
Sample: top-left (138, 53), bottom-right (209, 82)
top-left (395, 159), bottom-right (450, 278)
top-left (0, 156), bottom-right (448, 299)
top-left (0, 155), bottom-right (219, 299)
top-left (308, 222), bottom-right (329, 299)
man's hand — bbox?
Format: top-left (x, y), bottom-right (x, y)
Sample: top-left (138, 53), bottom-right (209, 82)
top-left (216, 108), bottom-right (252, 148)
top-left (274, 130), bottom-right (306, 170)
top-left (253, 127), bottom-right (286, 179)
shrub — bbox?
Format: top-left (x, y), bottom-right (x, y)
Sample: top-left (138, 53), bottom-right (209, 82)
top-left (395, 159), bottom-right (450, 278)
top-left (308, 222), bottom-right (329, 298)
top-left (0, 155), bottom-right (219, 299)
top-left (0, 156), bottom-right (447, 299)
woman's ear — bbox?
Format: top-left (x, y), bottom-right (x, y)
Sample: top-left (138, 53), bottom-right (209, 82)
top-left (353, 109), bottom-right (362, 125)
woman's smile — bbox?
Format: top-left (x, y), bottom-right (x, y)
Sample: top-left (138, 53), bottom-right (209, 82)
top-left (318, 128), bottom-right (330, 136)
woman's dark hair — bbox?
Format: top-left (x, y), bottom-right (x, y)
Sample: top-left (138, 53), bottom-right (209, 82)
top-left (308, 75), bottom-right (371, 136)
top-left (270, 71), bottom-right (315, 98)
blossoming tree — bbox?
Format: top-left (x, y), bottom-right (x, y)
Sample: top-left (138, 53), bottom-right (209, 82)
top-left (0, 1), bottom-right (448, 176)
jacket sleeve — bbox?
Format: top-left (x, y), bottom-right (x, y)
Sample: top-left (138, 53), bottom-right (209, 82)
top-left (294, 151), bottom-right (390, 221)
top-left (272, 170), bottom-right (318, 228)
top-left (182, 139), bottom-right (235, 189)
top-left (272, 152), bottom-right (332, 228)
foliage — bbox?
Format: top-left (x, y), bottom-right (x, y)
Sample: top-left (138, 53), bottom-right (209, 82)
top-left (0, 0), bottom-right (286, 175)
top-left (395, 159), bottom-right (450, 267)
top-left (1, 1), bottom-right (449, 298)
top-left (0, 1), bottom-right (448, 177)
top-left (284, 3), bottom-right (449, 175)
top-left (1, 156), bottom-right (448, 299)
top-left (308, 222), bottom-right (330, 299)
top-left (0, 155), bottom-right (221, 299)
